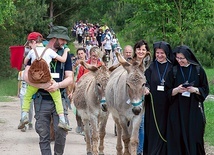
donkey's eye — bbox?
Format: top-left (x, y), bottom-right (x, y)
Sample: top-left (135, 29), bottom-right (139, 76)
top-left (97, 83), bottom-right (101, 87)
top-left (142, 83), bottom-right (146, 87)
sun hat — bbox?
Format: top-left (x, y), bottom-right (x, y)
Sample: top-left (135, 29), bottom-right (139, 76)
top-left (47, 26), bottom-right (71, 41)
top-left (27, 32), bottom-right (43, 40)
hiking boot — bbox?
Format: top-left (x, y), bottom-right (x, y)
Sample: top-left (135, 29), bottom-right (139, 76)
top-left (28, 123), bottom-right (33, 130)
top-left (75, 126), bottom-right (83, 134)
top-left (21, 126), bottom-right (27, 132)
top-left (79, 131), bottom-right (85, 136)
top-left (58, 120), bottom-right (72, 131)
top-left (18, 115), bottom-right (29, 129)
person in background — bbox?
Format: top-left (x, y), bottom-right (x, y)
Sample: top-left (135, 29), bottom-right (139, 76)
top-left (24, 26), bottom-right (73, 155)
top-left (96, 27), bottom-right (103, 48)
top-left (91, 37), bottom-right (98, 46)
top-left (76, 46), bottom-right (103, 82)
top-left (143, 41), bottom-right (174, 155)
top-left (76, 24), bottom-right (84, 45)
top-left (72, 47), bottom-right (87, 134)
top-left (17, 69), bottom-right (34, 132)
top-left (165, 45), bottom-right (209, 155)
top-left (112, 45), bottom-right (133, 65)
top-left (73, 48), bottom-right (87, 81)
top-left (132, 40), bottom-right (151, 155)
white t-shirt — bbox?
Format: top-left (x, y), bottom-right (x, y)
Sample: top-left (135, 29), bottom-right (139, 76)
top-left (104, 39), bottom-right (112, 50)
top-left (26, 46), bottom-right (58, 68)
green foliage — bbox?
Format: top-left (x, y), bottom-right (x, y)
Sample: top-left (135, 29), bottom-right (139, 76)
top-left (12, 0), bottom-right (50, 42)
top-left (0, 27), bottom-right (18, 78)
top-left (0, 77), bottom-right (17, 96)
top-left (204, 100), bottom-right (214, 145)
top-left (0, 0), bottom-right (16, 26)
top-left (0, 0), bottom-right (214, 79)
top-left (204, 68), bottom-right (214, 95)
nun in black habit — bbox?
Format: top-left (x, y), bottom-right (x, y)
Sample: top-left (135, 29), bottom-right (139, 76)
top-left (165, 45), bottom-right (209, 155)
top-left (143, 41), bottom-right (174, 155)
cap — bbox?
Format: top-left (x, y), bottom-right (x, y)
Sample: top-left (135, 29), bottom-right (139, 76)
top-left (27, 32), bottom-right (43, 40)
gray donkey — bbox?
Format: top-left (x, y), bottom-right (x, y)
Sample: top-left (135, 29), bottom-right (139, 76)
top-left (73, 61), bottom-right (110, 155)
top-left (106, 52), bottom-right (151, 155)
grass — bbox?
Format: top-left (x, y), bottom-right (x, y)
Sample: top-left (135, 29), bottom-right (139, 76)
top-left (0, 77), bottom-right (17, 96)
top-left (204, 68), bottom-right (214, 94)
top-left (204, 100), bottom-right (214, 145)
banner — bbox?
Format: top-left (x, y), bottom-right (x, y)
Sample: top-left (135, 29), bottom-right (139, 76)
top-left (9, 46), bottom-right (25, 71)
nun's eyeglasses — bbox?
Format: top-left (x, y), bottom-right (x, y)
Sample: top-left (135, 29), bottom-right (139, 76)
top-left (176, 57), bottom-right (186, 60)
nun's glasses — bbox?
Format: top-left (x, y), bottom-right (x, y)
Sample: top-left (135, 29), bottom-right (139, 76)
top-left (176, 57), bottom-right (186, 60)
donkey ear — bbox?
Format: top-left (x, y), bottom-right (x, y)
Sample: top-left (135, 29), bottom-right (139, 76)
top-left (142, 52), bottom-right (151, 70)
top-left (109, 63), bottom-right (120, 72)
top-left (80, 61), bottom-right (98, 72)
top-left (116, 52), bottom-right (131, 67)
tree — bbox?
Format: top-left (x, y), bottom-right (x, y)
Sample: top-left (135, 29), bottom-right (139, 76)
top-left (0, 0), bottom-right (15, 26)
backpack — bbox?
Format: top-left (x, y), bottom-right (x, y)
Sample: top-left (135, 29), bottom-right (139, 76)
top-left (28, 48), bottom-right (51, 83)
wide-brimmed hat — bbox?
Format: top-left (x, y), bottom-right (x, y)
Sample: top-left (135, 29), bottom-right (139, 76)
top-left (47, 26), bottom-right (71, 41)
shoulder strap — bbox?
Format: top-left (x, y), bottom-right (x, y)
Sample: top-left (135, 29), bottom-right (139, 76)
top-left (173, 65), bottom-right (200, 78)
top-left (33, 48), bottom-right (39, 59)
top-left (33, 47), bottom-right (48, 60)
top-left (173, 66), bottom-right (177, 78)
top-left (196, 65), bottom-right (200, 76)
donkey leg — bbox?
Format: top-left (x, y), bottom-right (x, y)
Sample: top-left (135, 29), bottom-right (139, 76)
top-left (82, 118), bottom-right (92, 154)
top-left (98, 113), bottom-right (109, 155)
top-left (90, 115), bottom-right (99, 155)
top-left (130, 116), bottom-right (142, 155)
top-left (113, 117), bottom-right (123, 155)
top-left (120, 118), bottom-right (131, 155)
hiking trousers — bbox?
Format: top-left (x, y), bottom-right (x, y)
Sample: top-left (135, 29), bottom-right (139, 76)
top-left (34, 98), bottom-right (67, 155)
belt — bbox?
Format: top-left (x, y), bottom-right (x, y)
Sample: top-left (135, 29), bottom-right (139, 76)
top-left (37, 89), bottom-right (65, 101)
top-left (37, 91), bottom-right (53, 101)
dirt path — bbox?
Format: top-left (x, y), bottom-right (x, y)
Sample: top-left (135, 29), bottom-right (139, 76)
top-left (0, 97), bottom-right (214, 155)
top-left (0, 97), bottom-right (117, 155)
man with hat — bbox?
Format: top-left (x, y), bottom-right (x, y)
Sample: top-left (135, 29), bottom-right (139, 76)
top-left (24, 26), bottom-right (73, 155)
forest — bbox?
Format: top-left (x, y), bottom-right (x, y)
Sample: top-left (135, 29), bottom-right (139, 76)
top-left (0, 0), bottom-right (213, 78)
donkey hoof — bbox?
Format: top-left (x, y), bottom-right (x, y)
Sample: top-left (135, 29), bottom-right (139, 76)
top-left (87, 152), bottom-right (93, 155)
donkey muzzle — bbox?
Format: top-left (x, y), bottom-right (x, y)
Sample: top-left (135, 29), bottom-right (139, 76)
top-left (132, 107), bottom-right (141, 115)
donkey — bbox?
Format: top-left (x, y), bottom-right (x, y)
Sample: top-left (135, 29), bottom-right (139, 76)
top-left (105, 52), bottom-right (151, 155)
top-left (73, 61), bottom-right (110, 155)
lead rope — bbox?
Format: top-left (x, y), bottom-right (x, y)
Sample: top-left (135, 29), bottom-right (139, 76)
top-left (150, 93), bottom-right (167, 142)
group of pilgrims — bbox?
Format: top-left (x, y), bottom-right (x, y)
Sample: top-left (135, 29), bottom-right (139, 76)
top-left (71, 20), bottom-right (209, 155)
top-left (17, 20), bottom-right (209, 155)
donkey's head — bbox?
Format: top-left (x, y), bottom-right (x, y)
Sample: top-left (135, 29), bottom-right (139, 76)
top-left (116, 52), bottom-right (151, 115)
top-left (80, 61), bottom-right (110, 112)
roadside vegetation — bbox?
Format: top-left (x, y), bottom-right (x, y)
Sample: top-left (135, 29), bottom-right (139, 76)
top-left (0, 0), bottom-right (213, 147)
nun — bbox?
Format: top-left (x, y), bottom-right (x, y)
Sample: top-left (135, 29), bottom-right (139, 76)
top-left (165, 45), bottom-right (209, 155)
top-left (143, 41), bottom-right (175, 155)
